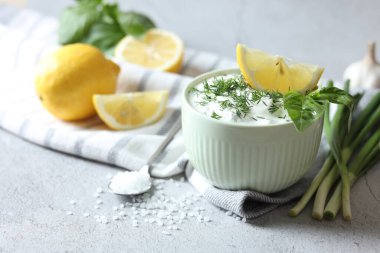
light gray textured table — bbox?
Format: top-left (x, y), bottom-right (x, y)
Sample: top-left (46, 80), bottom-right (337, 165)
top-left (1, 0), bottom-right (380, 252)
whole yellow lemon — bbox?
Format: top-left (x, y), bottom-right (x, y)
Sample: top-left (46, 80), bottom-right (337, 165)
top-left (35, 43), bottom-right (120, 121)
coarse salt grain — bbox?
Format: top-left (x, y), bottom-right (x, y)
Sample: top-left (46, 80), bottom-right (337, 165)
top-left (204, 217), bottom-right (211, 222)
top-left (83, 213), bottom-right (90, 217)
top-left (66, 211), bottom-right (73, 215)
top-left (96, 187), bottom-right (104, 193)
top-left (96, 199), bottom-right (103, 205)
top-left (161, 231), bottom-right (171, 235)
top-left (70, 200), bottom-right (76, 205)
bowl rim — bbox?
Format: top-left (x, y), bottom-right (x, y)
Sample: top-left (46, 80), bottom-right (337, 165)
top-left (182, 68), bottom-right (297, 129)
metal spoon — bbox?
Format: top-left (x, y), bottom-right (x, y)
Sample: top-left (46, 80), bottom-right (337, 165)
top-left (108, 118), bottom-right (182, 196)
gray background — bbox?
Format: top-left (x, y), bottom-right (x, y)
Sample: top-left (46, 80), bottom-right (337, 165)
top-left (1, 0), bottom-right (380, 252)
top-left (29, 0), bottom-right (380, 80)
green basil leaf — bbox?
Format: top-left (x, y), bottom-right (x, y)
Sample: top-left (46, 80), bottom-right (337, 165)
top-left (82, 3), bottom-right (126, 54)
top-left (118, 11), bottom-right (155, 37)
top-left (58, 0), bottom-right (100, 44)
top-left (284, 91), bottom-right (325, 132)
top-left (310, 86), bottom-right (353, 108)
top-left (83, 21), bottom-right (125, 54)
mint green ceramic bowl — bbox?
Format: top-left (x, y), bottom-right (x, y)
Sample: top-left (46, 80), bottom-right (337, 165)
top-left (181, 69), bottom-right (323, 193)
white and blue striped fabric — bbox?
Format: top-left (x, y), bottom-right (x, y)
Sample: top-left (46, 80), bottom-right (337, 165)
top-left (0, 5), bottom-right (236, 178)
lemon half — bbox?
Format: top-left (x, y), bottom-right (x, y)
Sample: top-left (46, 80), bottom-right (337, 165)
top-left (236, 44), bottom-right (324, 94)
top-left (93, 91), bottom-right (169, 130)
top-left (114, 29), bottom-right (184, 73)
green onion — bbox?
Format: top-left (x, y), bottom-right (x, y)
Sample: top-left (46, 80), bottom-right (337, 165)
top-left (289, 81), bottom-right (380, 221)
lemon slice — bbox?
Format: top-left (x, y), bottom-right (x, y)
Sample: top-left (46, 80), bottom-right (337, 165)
top-left (93, 91), bottom-right (169, 130)
top-left (236, 44), bottom-right (324, 94)
top-left (114, 29), bottom-right (184, 73)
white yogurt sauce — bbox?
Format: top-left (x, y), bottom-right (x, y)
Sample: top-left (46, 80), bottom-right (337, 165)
top-left (189, 74), bottom-right (291, 125)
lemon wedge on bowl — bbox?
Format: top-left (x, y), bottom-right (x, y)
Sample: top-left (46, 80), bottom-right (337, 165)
top-left (114, 29), bottom-right (184, 73)
top-left (236, 44), bottom-right (324, 94)
top-left (93, 91), bottom-right (169, 130)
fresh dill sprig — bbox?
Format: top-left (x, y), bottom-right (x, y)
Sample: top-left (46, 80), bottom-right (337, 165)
top-left (211, 111), bottom-right (222, 120)
top-left (189, 74), bottom-right (286, 119)
top-left (189, 87), bottom-right (200, 94)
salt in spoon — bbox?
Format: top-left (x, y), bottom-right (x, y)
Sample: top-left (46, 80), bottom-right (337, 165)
top-left (108, 118), bottom-right (182, 196)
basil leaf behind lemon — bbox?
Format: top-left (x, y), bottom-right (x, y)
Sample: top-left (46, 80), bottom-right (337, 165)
top-left (118, 11), bottom-right (155, 37)
top-left (58, 1), bottom-right (100, 44)
top-left (58, 0), bottom-right (156, 52)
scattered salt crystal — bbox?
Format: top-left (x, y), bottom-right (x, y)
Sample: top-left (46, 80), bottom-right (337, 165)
top-left (172, 225), bottom-right (179, 230)
top-left (96, 187), bottom-right (104, 193)
top-left (119, 204), bottom-right (125, 209)
top-left (118, 211), bottom-right (126, 216)
top-left (226, 211), bottom-right (232, 216)
top-left (83, 213), bottom-right (90, 217)
top-left (96, 199), bottom-right (103, 205)
top-left (162, 231), bottom-right (171, 235)
top-left (69, 200), bottom-right (76, 205)
top-left (242, 218), bottom-right (247, 223)
top-left (93, 193), bottom-right (100, 198)
top-left (94, 205), bottom-right (100, 210)
top-left (112, 216), bottom-right (119, 221)
top-left (112, 206), bottom-right (118, 211)
top-left (235, 217), bottom-right (241, 221)
top-left (66, 211), bottom-right (73, 215)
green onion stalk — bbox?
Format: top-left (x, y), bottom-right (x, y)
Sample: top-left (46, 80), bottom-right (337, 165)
top-left (289, 88), bottom-right (380, 220)
top-left (323, 136), bottom-right (380, 220)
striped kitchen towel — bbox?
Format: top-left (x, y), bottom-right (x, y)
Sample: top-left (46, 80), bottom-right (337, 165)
top-left (0, 5), bottom-right (235, 179)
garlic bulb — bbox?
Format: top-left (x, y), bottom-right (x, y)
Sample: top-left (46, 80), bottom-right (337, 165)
top-left (343, 42), bottom-right (380, 89)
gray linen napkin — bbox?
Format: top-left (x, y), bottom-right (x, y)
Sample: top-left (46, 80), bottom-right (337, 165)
top-left (182, 140), bottom-right (329, 219)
